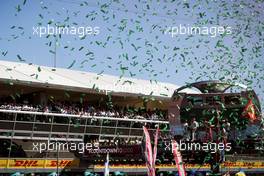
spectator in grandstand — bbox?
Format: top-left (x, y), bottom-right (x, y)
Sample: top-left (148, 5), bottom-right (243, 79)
top-left (223, 119), bottom-right (231, 131)
top-left (222, 119), bottom-right (231, 137)
top-left (4, 102), bottom-right (38, 113)
top-left (150, 111), bottom-right (159, 120)
top-left (43, 105), bottom-right (49, 113)
top-left (204, 118), bottom-right (214, 141)
top-left (182, 120), bottom-right (190, 141)
top-left (221, 119), bottom-right (230, 143)
top-left (190, 117), bottom-right (199, 141)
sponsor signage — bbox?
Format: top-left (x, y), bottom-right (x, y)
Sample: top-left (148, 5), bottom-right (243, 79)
top-left (0, 159), bottom-right (79, 169)
top-left (0, 160), bottom-right (263, 170)
top-left (94, 162), bottom-right (264, 169)
top-left (221, 161), bottom-right (264, 168)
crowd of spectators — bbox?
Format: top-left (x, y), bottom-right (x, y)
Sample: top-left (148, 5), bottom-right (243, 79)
top-left (87, 137), bottom-right (143, 147)
top-left (0, 102), bottom-right (168, 121)
top-left (0, 103), bottom-right (41, 112)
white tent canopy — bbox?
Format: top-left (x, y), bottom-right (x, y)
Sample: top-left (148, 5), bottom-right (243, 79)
top-left (0, 60), bottom-right (198, 98)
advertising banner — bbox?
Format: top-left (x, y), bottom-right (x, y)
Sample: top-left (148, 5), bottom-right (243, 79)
top-left (0, 159), bottom-right (79, 169)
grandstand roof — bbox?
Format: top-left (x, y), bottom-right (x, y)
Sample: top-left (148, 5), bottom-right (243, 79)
top-left (0, 60), bottom-right (198, 98)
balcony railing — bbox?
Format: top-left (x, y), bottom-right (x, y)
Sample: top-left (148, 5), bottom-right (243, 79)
top-left (0, 109), bottom-right (169, 141)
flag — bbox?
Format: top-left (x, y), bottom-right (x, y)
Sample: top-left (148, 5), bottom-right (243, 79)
top-left (172, 140), bottom-right (187, 176)
top-left (152, 127), bottom-right (159, 168)
top-left (143, 126), bottom-right (155, 176)
top-left (104, 153), bottom-right (110, 176)
top-left (243, 99), bottom-right (257, 122)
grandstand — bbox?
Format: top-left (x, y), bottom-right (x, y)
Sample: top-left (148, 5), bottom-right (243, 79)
top-left (0, 60), bottom-right (263, 175)
top-left (0, 60), bottom-right (193, 175)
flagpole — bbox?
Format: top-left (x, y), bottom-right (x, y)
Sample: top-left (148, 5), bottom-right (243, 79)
top-left (57, 141), bottom-right (59, 176)
top-left (54, 35), bottom-right (57, 68)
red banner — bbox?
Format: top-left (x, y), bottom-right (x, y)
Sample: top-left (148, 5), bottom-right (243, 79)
top-left (143, 126), bottom-right (155, 176)
top-left (172, 140), bottom-right (187, 176)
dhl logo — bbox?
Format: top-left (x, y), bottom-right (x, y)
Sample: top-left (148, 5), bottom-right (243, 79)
top-left (48, 160), bottom-right (72, 167)
top-left (13, 160), bottom-right (72, 167)
top-left (14, 160), bottom-right (38, 167)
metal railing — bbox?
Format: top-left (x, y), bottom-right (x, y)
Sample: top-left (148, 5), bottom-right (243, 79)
top-left (0, 109), bottom-right (169, 141)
